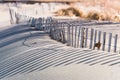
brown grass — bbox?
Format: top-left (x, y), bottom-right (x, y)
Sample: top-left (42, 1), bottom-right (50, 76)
top-left (86, 11), bottom-right (100, 20)
top-left (54, 0), bottom-right (120, 22)
top-left (86, 11), bottom-right (112, 21)
top-left (112, 15), bottom-right (120, 22)
top-left (54, 7), bottom-right (83, 17)
top-left (55, 8), bottom-right (120, 22)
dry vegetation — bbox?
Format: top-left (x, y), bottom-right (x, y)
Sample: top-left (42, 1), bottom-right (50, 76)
top-left (54, 7), bottom-right (83, 17)
top-left (86, 11), bottom-right (112, 21)
top-left (54, 7), bottom-right (113, 21)
top-left (54, 0), bottom-right (120, 22)
top-left (86, 11), bottom-right (100, 20)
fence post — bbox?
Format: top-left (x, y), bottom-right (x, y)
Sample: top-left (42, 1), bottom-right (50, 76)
top-left (98, 31), bottom-right (101, 42)
top-left (31, 18), bottom-right (36, 27)
top-left (114, 34), bottom-right (118, 53)
top-left (51, 21), bottom-right (54, 39)
top-left (63, 23), bottom-right (66, 43)
top-left (50, 21), bottom-right (54, 39)
top-left (9, 8), bottom-right (14, 24)
top-left (54, 21), bottom-right (57, 40)
top-left (74, 26), bottom-right (77, 48)
top-left (47, 18), bottom-right (50, 32)
top-left (61, 23), bottom-right (66, 44)
top-left (44, 17), bottom-right (47, 32)
top-left (108, 33), bottom-right (112, 52)
top-left (85, 28), bottom-right (88, 48)
top-left (71, 25), bottom-right (74, 47)
top-left (94, 30), bottom-right (97, 47)
top-left (35, 18), bottom-right (38, 29)
top-left (47, 17), bottom-right (50, 32)
top-left (77, 27), bottom-right (81, 48)
top-left (48, 17), bottom-right (52, 33)
top-left (90, 28), bottom-right (94, 49)
top-left (49, 20), bottom-right (52, 37)
top-left (54, 21), bottom-right (58, 41)
top-left (55, 23), bottom-right (58, 41)
top-left (80, 28), bottom-right (84, 48)
top-left (42, 17), bottom-right (45, 30)
top-left (102, 32), bottom-right (106, 51)
top-left (67, 24), bottom-right (71, 46)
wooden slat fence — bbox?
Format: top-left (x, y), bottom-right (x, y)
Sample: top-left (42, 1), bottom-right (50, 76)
top-left (9, 8), bottom-right (120, 53)
top-left (47, 20), bottom-right (119, 53)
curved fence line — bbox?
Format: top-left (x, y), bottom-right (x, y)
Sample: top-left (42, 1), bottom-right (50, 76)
top-left (9, 8), bottom-right (120, 53)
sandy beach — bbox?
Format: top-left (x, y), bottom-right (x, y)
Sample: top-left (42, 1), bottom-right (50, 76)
top-left (1, 1), bottom-right (120, 80)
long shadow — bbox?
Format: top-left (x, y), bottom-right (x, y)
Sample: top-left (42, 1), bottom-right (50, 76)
top-left (0, 49), bottom-right (43, 68)
top-left (54, 50), bottom-right (95, 67)
top-left (1, 46), bottom-right (120, 79)
top-left (0, 28), bottom-right (47, 48)
top-left (11, 49), bottom-right (70, 74)
top-left (0, 49), bottom-right (46, 70)
top-left (86, 54), bottom-right (118, 65)
top-left (0, 45), bottom-right (64, 69)
top-left (10, 49), bottom-right (76, 74)
top-left (0, 46), bottom-right (66, 79)
top-left (1, 23), bottom-right (120, 79)
top-left (101, 57), bottom-right (120, 66)
top-left (0, 28), bottom-right (33, 39)
top-left (0, 49), bottom-right (53, 77)
top-left (0, 24), bottom-right (28, 36)
top-left (0, 23), bottom-right (44, 40)
top-left (76, 53), bottom-right (113, 64)
top-left (63, 51), bottom-right (104, 66)
top-left (27, 50), bottom-right (86, 73)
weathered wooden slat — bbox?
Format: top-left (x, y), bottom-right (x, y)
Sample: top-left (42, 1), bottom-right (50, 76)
top-left (85, 28), bottom-right (88, 48)
top-left (102, 32), bottom-right (106, 51)
top-left (67, 24), bottom-right (71, 46)
top-left (80, 27), bottom-right (84, 48)
top-left (114, 34), bottom-right (118, 53)
top-left (77, 26), bottom-right (81, 48)
top-left (108, 33), bottom-right (112, 52)
top-left (55, 22), bottom-right (58, 40)
top-left (94, 30), bottom-right (97, 47)
top-left (74, 26), bottom-right (77, 48)
top-left (98, 31), bottom-right (101, 43)
top-left (71, 25), bottom-right (74, 47)
top-left (90, 28), bottom-right (94, 49)
top-left (62, 23), bottom-right (66, 43)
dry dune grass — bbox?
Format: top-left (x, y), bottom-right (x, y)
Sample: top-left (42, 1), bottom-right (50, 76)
top-left (54, 7), bottom-right (83, 17)
top-left (54, 0), bottom-right (120, 22)
top-left (81, 0), bottom-right (120, 22)
top-left (114, 16), bottom-right (120, 22)
top-left (55, 7), bottom-right (120, 22)
top-left (86, 11), bottom-right (100, 20)
top-left (86, 11), bottom-right (112, 21)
